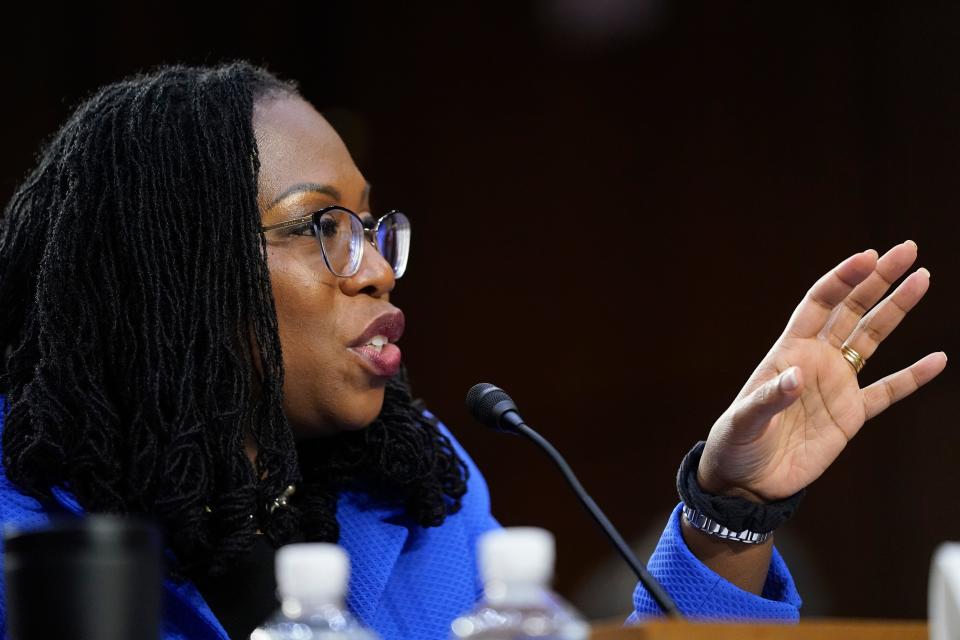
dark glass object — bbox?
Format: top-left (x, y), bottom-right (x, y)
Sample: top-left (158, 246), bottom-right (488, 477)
top-left (5, 515), bottom-right (162, 640)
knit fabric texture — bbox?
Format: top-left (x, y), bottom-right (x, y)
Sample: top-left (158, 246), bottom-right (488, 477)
top-left (0, 398), bottom-right (800, 639)
top-left (629, 504), bottom-right (802, 623)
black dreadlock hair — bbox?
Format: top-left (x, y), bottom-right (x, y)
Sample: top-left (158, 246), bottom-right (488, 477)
top-left (0, 62), bottom-right (467, 575)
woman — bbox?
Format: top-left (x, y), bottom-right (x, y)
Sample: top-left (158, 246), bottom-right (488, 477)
top-left (0, 63), bottom-right (946, 640)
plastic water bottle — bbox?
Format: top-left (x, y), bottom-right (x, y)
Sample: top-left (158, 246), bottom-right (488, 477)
top-left (450, 527), bottom-right (589, 640)
top-left (930, 542), bottom-right (960, 640)
top-left (250, 543), bottom-right (379, 640)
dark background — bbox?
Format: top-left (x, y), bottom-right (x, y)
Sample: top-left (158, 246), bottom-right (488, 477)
top-left (3, 0), bottom-right (958, 620)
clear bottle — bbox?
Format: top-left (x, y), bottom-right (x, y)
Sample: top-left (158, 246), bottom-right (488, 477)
top-left (450, 528), bottom-right (589, 640)
top-left (250, 543), bottom-right (380, 640)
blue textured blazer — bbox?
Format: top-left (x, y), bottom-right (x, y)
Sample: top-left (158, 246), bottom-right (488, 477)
top-left (0, 402), bottom-right (801, 639)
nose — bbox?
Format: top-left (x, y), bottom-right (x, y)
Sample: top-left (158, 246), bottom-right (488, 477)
top-left (339, 237), bottom-right (395, 298)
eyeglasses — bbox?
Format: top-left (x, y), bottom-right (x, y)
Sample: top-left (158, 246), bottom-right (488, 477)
top-left (261, 206), bottom-right (411, 279)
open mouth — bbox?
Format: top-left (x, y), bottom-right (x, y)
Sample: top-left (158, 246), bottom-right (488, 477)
top-left (348, 311), bottom-right (405, 377)
top-left (364, 334), bottom-right (389, 353)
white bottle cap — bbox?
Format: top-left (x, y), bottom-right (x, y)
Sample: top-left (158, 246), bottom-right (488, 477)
top-left (478, 527), bottom-right (555, 586)
top-left (276, 542), bottom-right (350, 603)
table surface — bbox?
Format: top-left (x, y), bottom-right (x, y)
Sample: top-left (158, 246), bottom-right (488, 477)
top-left (588, 618), bottom-right (928, 639)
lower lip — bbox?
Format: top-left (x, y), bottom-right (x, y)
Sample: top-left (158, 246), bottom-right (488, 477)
top-left (349, 343), bottom-right (402, 377)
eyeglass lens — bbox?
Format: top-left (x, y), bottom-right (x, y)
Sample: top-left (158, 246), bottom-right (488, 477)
top-left (313, 209), bottom-right (410, 278)
top-left (315, 209), bottom-right (365, 277)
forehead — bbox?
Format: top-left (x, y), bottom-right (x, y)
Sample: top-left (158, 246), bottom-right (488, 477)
top-left (252, 95), bottom-right (365, 209)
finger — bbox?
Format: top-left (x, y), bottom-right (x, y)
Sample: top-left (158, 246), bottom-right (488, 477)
top-left (731, 367), bottom-right (804, 440)
top-left (820, 240), bottom-right (918, 348)
top-left (844, 267), bottom-right (930, 361)
top-left (785, 250), bottom-right (878, 339)
top-left (863, 352), bottom-right (948, 420)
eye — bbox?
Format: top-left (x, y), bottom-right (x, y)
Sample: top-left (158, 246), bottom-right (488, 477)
top-left (316, 216), bottom-right (340, 238)
top-left (285, 221), bottom-right (316, 238)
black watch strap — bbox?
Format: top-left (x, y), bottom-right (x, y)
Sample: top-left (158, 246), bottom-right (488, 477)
top-left (676, 441), bottom-right (804, 534)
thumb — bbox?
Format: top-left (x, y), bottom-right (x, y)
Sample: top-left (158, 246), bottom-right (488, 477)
top-left (733, 367), bottom-right (804, 439)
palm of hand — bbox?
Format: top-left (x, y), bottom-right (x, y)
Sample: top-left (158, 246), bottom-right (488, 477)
top-left (731, 337), bottom-right (865, 499)
top-left (700, 242), bottom-right (946, 502)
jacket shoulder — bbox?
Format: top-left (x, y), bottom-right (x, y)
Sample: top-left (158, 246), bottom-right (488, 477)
top-left (427, 412), bottom-right (494, 521)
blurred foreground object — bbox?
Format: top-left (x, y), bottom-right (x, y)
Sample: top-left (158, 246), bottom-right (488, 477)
top-left (5, 515), bottom-right (161, 640)
top-left (251, 542), bottom-right (379, 640)
top-left (450, 527), bottom-right (589, 640)
top-left (930, 542), bottom-right (960, 640)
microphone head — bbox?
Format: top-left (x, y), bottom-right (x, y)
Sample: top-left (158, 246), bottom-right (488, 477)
top-left (466, 383), bottom-right (521, 432)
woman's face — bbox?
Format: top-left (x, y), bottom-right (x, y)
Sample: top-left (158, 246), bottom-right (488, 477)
top-left (254, 95), bottom-right (402, 437)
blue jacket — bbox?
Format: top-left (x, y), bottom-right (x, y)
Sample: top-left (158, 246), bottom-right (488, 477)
top-left (0, 402), bottom-right (801, 639)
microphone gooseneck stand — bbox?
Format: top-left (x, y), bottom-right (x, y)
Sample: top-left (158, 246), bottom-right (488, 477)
top-left (465, 383), bottom-right (682, 619)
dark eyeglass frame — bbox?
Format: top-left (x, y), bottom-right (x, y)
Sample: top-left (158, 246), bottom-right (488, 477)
top-left (260, 205), bottom-right (410, 279)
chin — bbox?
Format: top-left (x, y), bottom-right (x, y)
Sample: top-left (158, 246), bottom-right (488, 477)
top-left (337, 412), bottom-right (380, 432)
top-left (311, 387), bottom-right (387, 436)
top-left (351, 384), bottom-right (388, 423)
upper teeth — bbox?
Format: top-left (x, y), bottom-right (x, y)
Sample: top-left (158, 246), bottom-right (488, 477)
top-left (367, 335), bottom-right (388, 352)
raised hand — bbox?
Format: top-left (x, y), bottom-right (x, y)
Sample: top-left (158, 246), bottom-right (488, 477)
top-left (697, 241), bottom-right (947, 502)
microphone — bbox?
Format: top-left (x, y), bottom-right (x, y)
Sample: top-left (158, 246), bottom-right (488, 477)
top-left (466, 383), bottom-right (682, 619)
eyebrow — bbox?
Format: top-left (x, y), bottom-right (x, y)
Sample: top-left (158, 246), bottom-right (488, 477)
top-left (266, 182), bottom-right (372, 211)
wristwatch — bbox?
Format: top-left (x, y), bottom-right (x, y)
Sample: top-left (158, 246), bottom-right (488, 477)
top-left (682, 503), bottom-right (772, 545)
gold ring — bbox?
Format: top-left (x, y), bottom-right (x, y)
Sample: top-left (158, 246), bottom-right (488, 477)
top-left (841, 344), bottom-right (866, 374)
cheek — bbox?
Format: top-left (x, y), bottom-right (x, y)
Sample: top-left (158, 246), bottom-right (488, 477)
top-left (267, 250), bottom-right (386, 435)
top-left (269, 253), bottom-right (339, 360)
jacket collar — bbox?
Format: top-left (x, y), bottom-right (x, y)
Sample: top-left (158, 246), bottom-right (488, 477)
top-left (334, 489), bottom-right (411, 624)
